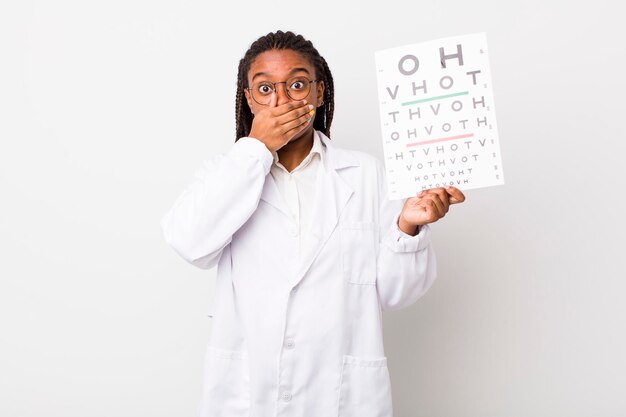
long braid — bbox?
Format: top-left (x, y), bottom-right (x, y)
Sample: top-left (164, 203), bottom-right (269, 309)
top-left (235, 30), bottom-right (335, 141)
top-left (318, 57), bottom-right (334, 137)
top-left (235, 59), bottom-right (251, 140)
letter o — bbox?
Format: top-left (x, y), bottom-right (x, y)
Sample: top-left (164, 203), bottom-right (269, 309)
top-left (440, 75), bottom-right (454, 89)
top-left (391, 131), bottom-right (400, 141)
top-left (398, 55), bottom-right (419, 76)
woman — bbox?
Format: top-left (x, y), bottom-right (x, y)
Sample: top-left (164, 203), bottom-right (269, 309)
top-left (161, 30), bottom-right (465, 417)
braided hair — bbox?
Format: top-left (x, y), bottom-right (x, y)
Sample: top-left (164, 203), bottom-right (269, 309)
top-left (235, 30), bottom-right (334, 141)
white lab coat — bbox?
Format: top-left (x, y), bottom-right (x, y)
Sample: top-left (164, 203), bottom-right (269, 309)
top-left (160, 130), bottom-right (437, 417)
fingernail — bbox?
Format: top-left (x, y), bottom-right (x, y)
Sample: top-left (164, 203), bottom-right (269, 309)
top-left (307, 117), bottom-right (312, 123)
top-left (302, 100), bottom-right (307, 105)
top-left (309, 109), bottom-right (315, 116)
top-left (308, 104), bottom-right (314, 111)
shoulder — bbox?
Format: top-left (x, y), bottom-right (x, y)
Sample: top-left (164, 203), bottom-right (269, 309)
top-left (318, 131), bottom-right (383, 174)
top-left (338, 147), bottom-right (381, 170)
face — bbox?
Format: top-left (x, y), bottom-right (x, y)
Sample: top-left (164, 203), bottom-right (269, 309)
top-left (244, 49), bottom-right (325, 143)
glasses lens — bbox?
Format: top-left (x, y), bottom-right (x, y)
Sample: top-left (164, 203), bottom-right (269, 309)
top-left (251, 82), bottom-right (274, 105)
top-left (286, 77), bottom-right (311, 101)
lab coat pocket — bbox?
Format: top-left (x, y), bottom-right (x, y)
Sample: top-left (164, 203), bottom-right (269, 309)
top-left (337, 355), bottom-right (393, 417)
top-left (198, 346), bottom-right (251, 417)
top-left (339, 221), bottom-right (377, 285)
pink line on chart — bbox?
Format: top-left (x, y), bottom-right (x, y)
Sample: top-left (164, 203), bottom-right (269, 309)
top-left (406, 133), bottom-right (474, 147)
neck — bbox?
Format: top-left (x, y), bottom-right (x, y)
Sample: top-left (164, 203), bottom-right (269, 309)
top-left (276, 128), bottom-right (315, 172)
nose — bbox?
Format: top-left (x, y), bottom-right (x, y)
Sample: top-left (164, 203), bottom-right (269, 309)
top-left (274, 83), bottom-right (291, 105)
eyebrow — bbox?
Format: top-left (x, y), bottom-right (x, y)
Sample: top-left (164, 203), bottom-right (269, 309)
top-left (251, 67), bottom-right (311, 83)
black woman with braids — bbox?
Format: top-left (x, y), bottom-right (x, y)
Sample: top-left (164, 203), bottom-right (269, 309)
top-left (161, 30), bottom-right (465, 417)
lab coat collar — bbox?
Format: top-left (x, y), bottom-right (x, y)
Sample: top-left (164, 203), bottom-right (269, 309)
top-left (259, 130), bottom-right (359, 217)
top-left (317, 130), bottom-right (360, 171)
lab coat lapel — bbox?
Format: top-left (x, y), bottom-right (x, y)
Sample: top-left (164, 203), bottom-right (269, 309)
top-left (259, 172), bottom-right (292, 219)
top-left (288, 132), bottom-right (359, 289)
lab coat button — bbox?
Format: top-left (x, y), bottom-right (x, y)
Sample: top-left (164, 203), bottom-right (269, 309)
top-left (284, 338), bottom-right (295, 349)
top-left (282, 391), bottom-right (292, 402)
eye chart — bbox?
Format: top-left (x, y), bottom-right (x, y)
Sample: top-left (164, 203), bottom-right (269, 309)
top-left (375, 32), bottom-right (504, 200)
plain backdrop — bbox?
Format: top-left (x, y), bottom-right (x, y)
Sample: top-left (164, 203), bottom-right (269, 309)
top-left (1, 0), bottom-right (625, 416)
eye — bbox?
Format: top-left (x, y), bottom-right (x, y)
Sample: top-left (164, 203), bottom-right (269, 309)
top-left (290, 79), bottom-right (307, 90)
top-left (256, 83), bottom-right (273, 95)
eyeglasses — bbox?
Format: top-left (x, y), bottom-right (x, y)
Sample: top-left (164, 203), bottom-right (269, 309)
top-left (247, 76), bottom-right (319, 105)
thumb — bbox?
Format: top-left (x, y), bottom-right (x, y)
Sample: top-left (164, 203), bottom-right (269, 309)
top-left (445, 186), bottom-right (466, 204)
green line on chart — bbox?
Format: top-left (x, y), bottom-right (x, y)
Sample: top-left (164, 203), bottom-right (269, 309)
top-left (401, 91), bottom-right (469, 106)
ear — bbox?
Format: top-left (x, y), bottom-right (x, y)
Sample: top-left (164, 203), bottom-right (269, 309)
top-left (316, 80), bottom-right (325, 108)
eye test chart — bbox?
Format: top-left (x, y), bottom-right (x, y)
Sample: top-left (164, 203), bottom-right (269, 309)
top-left (375, 32), bottom-right (505, 200)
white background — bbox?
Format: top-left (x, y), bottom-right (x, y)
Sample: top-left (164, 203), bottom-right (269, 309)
top-left (1, 1), bottom-right (624, 416)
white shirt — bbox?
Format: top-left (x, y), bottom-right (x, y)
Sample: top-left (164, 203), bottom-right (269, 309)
top-left (269, 131), bottom-right (324, 258)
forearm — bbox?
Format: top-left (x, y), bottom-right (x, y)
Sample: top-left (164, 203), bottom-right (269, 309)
top-left (376, 219), bottom-right (436, 311)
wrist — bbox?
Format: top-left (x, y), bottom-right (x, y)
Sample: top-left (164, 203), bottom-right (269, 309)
top-left (397, 214), bottom-right (420, 236)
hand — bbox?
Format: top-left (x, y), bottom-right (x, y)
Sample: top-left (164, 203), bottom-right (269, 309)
top-left (398, 186), bottom-right (466, 235)
top-left (248, 93), bottom-right (316, 152)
